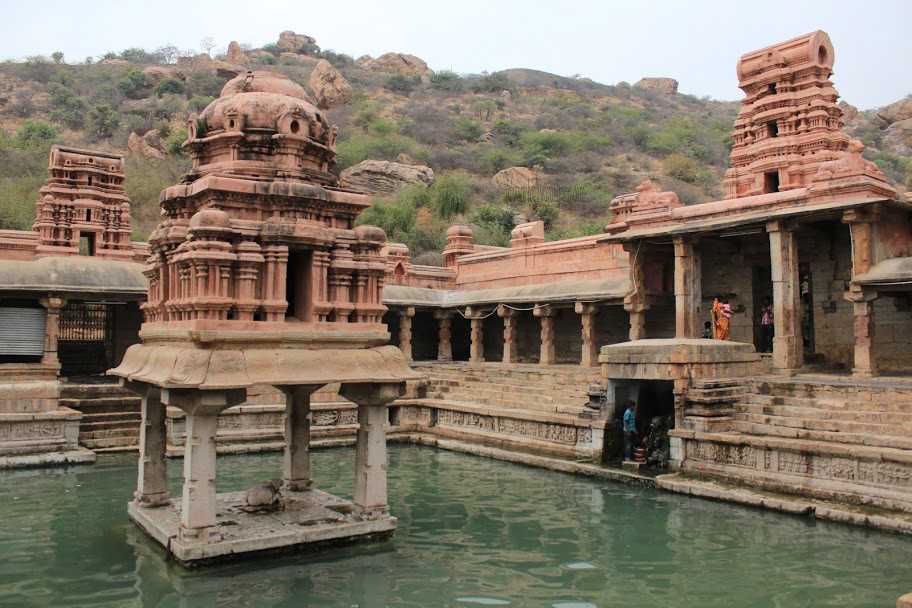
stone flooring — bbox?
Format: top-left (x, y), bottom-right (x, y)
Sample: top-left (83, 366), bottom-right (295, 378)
top-left (129, 488), bottom-right (396, 566)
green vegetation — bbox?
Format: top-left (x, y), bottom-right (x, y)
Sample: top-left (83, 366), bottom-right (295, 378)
top-left (0, 41), bottom-right (906, 257)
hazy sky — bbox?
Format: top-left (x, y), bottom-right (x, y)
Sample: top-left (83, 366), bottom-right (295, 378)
top-left (2, 0), bottom-right (909, 108)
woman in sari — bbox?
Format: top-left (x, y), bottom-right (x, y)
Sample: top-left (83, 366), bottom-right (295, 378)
top-left (712, 297), bottom-right (731, 340)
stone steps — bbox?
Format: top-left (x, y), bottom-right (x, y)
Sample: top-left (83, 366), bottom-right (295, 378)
top-left (733, 421), bottom-right (912, 451)
top-left (743, 392), bottom-right (912, 413)
top-left (736, 402), bottom-right (912, 425)
top-left (62, 396), bottom-right (141, 414)
top-left (418, 363), bottom-right (597, 415)
top-left (61, 383), bottom-right (143, 451)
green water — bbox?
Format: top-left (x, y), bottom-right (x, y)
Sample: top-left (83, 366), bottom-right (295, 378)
top-left (0, 446), bottom-right (909, 608)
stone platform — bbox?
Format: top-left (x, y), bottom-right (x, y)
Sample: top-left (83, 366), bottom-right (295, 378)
top-left (0, 363), bottom-right (95, 468)
top-left (129, 488), bottom-right (396, 567)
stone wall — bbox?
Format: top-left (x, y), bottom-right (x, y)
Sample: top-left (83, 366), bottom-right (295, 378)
top-left (594, 305), bottom-right (629, 348)
top-left (454, 236), bottom-right (628, 290)
top-left (515, 312), bottom-right (540, 363)
top-left (873, 295), bottom-right (912, 371)
top-left (645, 302), bottom-right (676, 339)
top-left (799, 223), bottom-right (854, 368)
top-left (554, 308), bottom-right (582, 364)
top-left (701, 237), bottom-right (764, 344)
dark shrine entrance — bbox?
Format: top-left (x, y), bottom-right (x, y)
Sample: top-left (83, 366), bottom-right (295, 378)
top-left (59, 301), bottom-right (141, 377)
top-left (751, 265), bottom-right (773, 353)
top-left (604, 379), bottom-right (674, 467)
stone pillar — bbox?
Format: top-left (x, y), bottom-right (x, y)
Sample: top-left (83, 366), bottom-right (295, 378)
top-left (466, 307), bottom-right (484, 365)
top-left (163, 389), bottom-right (245, 543)
top-left (625, 302), bottom-right (647, 341)
top-left (497, 305), bottom-right (516, 364)
top-left (673, 236), bottom-right (701, 338)
top-left (575, 302), bottom-right (599, 367)
top-left (767, 221), bottom-right (803, 373)
top-left (398, 307), bottom-right (415, 361)
top-left (534, 306), bottom-right (557, 365)
top-left (434, 310), bottom-right (453, 362)
top-left (134, 384), bottom-right (168, 507)
top-left (39, 297), bottom-right (65, 366)
top-left (843, 208), bottom-right (879, 377)
top-left (843, 207), bottom-right (877, 278)
top-left (280, 385), bottom-right (319, 491)
top-left (339, 382), bottom-right (404, 517)
top-left (846, 289), bottom-right (877, 377)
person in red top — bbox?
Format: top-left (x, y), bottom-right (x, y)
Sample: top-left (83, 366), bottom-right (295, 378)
top-left (759, 297), bottom-right (774, 353)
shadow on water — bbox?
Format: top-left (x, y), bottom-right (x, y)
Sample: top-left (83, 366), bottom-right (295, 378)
top-left (0, 445), bottom-right (909, 607)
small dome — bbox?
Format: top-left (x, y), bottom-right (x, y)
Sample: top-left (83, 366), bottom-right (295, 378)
top-left (384, 242), bottom-right (410, 256)
top-left (189, 208), bottom-right (231, 230)
top-left (354, 224), bottom-right (387, 243)
top-left (446, 224), bottom-right (473, 238)
top-left (220, 71), bottom-right (310, 100)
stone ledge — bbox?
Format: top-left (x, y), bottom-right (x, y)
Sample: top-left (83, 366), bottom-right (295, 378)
top-left (0, 447), bottom-right (95, 469)
top-left (657, 473), bottom-right (912, 536)
top-left (398, 398), bottom-right (603, 428)
top-left (672, 429), bottom-right (912, 466)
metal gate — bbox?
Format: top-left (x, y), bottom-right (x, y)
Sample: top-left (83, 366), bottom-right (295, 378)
top-left (59, 302), bottom-right (113, 376)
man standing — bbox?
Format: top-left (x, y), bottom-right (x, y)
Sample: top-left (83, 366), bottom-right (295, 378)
top-left (623, 401), bottom-right (638, 461)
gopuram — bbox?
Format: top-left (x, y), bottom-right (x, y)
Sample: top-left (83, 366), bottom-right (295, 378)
top-left (0, 146), bottom-right (146, 468)
top-left (109, 71), bottom-right (418, 565)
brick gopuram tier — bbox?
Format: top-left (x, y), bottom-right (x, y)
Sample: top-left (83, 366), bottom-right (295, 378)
top-left (111, 71), bottom-right (418, 566)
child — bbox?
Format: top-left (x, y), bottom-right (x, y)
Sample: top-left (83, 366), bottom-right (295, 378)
top-left (622, 401), bottom-right (637, 461)
top-left (702, 321), bottom-right (713, 339)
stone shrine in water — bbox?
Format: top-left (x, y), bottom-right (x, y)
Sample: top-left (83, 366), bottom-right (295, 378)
top-left (110, 70), bottom-right (417, 565)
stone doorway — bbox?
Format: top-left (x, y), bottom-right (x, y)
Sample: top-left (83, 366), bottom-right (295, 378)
top-left (751, 265), bottom-right (773, 353)
top-left (59, 302), bottom-right (113, 376)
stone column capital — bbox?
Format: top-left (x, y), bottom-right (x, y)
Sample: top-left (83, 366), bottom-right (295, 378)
top-left (276, 384), bottom-right (322, 399)
top-left (161, 388), bottom-right (246, 416)
top-left (433, 309), bottom-right (454, 320)
top-left (842, 205), bottom-right (880, 225)
top-left (399, 306), bottom-right (416, 318)
top-left (497, 304), bottom-right (517, 318)
top-left (340, 382), bottom-right (405, 407)
top-left (533, 305), bottom-right (558, 318)
top-left (39, 296), bottom-right (66, 311)
top-left (575, 301), bottom-right (599, 315)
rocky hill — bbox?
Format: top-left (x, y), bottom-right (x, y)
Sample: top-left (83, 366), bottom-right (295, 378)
top-left (0, 31), bottom-right (909, 261)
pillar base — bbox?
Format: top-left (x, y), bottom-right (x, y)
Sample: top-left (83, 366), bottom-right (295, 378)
top-left (128, 486), bottom-right (396, 567)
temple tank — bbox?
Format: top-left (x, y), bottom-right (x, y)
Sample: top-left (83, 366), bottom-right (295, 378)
top-left (0, 445), bottom-right (908, 606)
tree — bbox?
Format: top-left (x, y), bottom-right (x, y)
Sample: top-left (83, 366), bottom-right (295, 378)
top-left (15, 120), bottom-right (58, 148)
top-left (155, 78), bottom-right (185, 97)
top-left (87, 105), bottom-right (121, 140)
top-left (118, 69), bottom-right (149, 99)
top-left (155, 45), bottom-right (179, 64)
top-left (200, 37), bottom-right (216, 57)
top-left (51, 51), bottom-right (64, 64)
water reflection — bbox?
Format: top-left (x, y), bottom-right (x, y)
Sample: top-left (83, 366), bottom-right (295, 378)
top-left (0, 446), bottom-right (909, 607)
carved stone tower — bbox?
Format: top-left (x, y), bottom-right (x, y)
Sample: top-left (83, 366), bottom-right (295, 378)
top-left (33, 146), bottom-right (133, 260)
top-left (112, 71), bottom-right (416, 565)
top-left (723, 31), bottom-right (851, 198)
